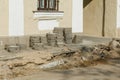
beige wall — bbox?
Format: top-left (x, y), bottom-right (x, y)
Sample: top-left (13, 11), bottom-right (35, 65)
top-left (59, 0), bottom-right (72, 28)
top-left (104, 0), bottom-right (117, 37)
top-left (24, 0), bottom-right (39, 35)
top-left (24, 0), bottom-right (72, 35)
top-left (0, 0), bottom-right (9, 36)
top-left (0, 0), bottom-right (118, 37)
top-left (117, 28), bottom-right (120, 37)
top-left (83, 0), bottom-right (103, 37)
top-left (83, 0), bottom-right (117, 37)
top-left (0, 0), bottom-right (72, 36)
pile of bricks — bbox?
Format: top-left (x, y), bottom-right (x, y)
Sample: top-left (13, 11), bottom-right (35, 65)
top-left (40, 35), bottom-right (48, 45)
top-left (46, 33), bottom-right (57, 47)
top-left (53, 27), bottom-right (64, 45)
top-left (29, 36), bottom-right (43, 50)
top-left (63, 28), bottom-right (72, 44)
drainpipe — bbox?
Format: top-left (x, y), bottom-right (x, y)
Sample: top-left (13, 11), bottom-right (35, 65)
top-left (102, 0), bottom-right (105, 37)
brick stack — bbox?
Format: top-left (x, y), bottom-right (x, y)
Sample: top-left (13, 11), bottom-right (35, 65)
top-left (29, 36), bottom-right (43, 50)
top-left (63, 28), bottom-right (72, 44)
top-left (46, 33), bottom-right (57, 47)
top-left (53, 27), bottom-right (64, 45)
top-left (41, 35), bottom-right (48, 45)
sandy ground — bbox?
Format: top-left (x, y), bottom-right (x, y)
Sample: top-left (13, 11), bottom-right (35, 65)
top-left (9, 59), bottom-right (120, 80)
top-left (0, 39), bottom-right (120, 80)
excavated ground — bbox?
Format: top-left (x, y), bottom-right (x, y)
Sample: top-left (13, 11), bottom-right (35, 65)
top-left (0, 39), bottom-right (120, 80)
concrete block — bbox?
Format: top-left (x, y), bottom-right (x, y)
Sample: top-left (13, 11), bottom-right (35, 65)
top-left (5, 45), bottom-right (20, 53)
top-left (31, 43), bottom-right (44, 50)
top-left (30, 36), bottom-right (41, 43)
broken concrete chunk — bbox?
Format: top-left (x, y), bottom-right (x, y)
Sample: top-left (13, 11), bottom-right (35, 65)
top-left (39, 59), bottom-right (64, 69)
top-left (72, 35), bottom-right (82, 44)
top-left (5, 45), bottom-right (20, 53)
top-left (109, 39), bottom-right (120, 49)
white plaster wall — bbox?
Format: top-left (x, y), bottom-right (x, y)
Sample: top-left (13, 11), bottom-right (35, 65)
top-left (9, 0), bottom-right (24, 36)
top-left (72, 0), bottom-right (83, 32)
top-left (38, 20), bottom-right (59, 30)
top-left (117, 0), bottom-right (120, 28)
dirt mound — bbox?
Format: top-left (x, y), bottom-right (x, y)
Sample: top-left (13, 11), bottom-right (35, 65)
top-left (0, 39), bottom-right (120, 79)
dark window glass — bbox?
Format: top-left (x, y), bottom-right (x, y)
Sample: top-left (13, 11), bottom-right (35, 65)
top-left (38, 0), bottom-right (59, 10)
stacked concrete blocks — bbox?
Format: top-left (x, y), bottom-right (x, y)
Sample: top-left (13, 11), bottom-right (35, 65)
top-left (29, 36), bottom-right (43, 50)
top-left (53, 27), bottom-right (65, 46)
top-left (63, 28), bottom-right (72, 44)
top-left (46, 33), bottom-right (57, 47)
top-left (40, 35), bottom-right (48, 45)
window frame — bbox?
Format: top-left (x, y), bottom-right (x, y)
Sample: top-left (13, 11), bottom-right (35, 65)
top-left (37, 0), bottom-right (57, 11)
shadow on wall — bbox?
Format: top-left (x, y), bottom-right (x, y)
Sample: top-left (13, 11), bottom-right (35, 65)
top-left (83, 0), bottom-right (93, 8)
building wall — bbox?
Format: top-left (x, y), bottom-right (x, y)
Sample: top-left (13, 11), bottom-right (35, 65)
top-left (104, 0), bottom-right (117, 37)
top-left (59, 0), bottom-right (72, 28)
top-left (83, 0), bottom-right (103, 37)
top-left (83, 0), bottom-right (117, 37)
top-left (0, 0), bottom-right (118, 37)
top-left (24, 0), bottom-right (72, 35)
top-left (0, 0), bottom-right (72, 36)
top-left (0, 0), bottom-right (9, 36)
top-left (24, 0), bottom-right (39, 35)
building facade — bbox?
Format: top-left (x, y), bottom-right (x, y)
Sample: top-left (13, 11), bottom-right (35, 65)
top-left (0, 0), bottom-right (120, 37)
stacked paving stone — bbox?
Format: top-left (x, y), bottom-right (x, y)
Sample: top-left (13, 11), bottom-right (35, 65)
top-left (41, 35), bottom-right (48, 45)
top-left (29, 36), bottom-right (43, 50)
top-left (63, 28), bottom-right (72, 44)
top-left (46, 33), bottom-right (57, 47)
top-left (53, 27), bottom-right (64, 45)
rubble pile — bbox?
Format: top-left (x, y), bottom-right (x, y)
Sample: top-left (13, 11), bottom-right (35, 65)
top-left (0, 38), bottom-right (120, 79)
top-left (48, 39), bottom-right (120, 69)
top-left (92, 39), bottom-right (120, 59)
top-left (0, 27), bottom-right (120, 79)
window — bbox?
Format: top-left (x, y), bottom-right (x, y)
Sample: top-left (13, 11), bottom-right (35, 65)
top-left (37, 0), bottom-right (59, 11)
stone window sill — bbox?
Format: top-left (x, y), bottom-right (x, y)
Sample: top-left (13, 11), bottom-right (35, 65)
top-left (33, 11), bottom-right (64, 20)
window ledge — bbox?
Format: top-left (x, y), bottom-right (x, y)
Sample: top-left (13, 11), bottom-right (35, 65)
top-left (33, 11), bottom-right (64, 20)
